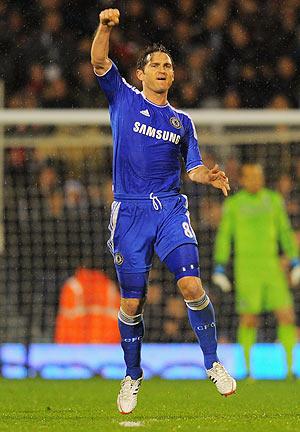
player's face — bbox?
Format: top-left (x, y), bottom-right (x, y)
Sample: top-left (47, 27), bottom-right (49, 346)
top-left (241, 165), bottom-right (265, 194)
top-left (136, 52), bottom-right (174, 94)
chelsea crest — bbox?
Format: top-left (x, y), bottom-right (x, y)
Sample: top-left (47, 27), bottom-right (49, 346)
top-left (170, 117), bottom-right (182, 129)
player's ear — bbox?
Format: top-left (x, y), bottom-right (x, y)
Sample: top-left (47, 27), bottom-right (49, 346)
top-left (136, 68), bottom-right (144, 82)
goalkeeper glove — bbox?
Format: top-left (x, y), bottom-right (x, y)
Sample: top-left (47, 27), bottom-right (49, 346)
top-left (212, 265), bottom-right (232, 293)
top-left (290, 259), bottom-right (300, 287)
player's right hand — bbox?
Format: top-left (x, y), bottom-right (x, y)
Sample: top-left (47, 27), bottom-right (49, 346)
top-left (99, 9), bottom-right (120, 27)
top-left (212, 265), bottom-right (232, 293)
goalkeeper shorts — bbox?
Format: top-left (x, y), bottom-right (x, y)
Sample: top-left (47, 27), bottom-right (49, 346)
top-left (235, 261), bottom-right (293, 314)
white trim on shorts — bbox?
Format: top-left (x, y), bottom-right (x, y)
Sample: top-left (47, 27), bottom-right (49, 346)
top-left (107, 201), bottom-right (121, 254)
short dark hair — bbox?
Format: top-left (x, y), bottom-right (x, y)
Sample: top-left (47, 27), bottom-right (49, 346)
top-left (136, 43), bottom-right (173, 70)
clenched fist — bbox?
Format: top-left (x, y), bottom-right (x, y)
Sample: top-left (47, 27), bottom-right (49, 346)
top-left (100, 8), bottom-right (120, 27)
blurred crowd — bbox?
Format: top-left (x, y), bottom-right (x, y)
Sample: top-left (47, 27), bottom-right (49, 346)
top-left (2, 0), bottom-right (300, 109)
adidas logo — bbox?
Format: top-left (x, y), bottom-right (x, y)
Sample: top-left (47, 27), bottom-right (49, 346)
top-left (140, 109), bottom-right (150, 117)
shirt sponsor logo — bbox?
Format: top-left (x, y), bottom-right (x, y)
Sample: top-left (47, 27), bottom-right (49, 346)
top-left (133, 121), bottom-right (181, 144)
top-left (170, 116), bottom-right (182, 129)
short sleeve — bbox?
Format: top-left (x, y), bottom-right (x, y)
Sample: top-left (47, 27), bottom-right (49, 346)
top-left (94, 62), bottom-right (123, 105)
top-left (180, 116), bottom-right (203, 172)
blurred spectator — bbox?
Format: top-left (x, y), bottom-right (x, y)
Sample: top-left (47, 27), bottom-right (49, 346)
top-left (36, 10), bottom-right (73, 80)
top-left (26, 63), bottom-right (46, 101)
top-left (238, 64), bottom-right (261, 108)
top-left (55, 267), bottom-right (120, 343)
top-left (42, 78), bottom-right (75, 108)
top-left (39, 0), bottom-right (62, 11)
top-left (64, 179), bottom-right (87, 210)
top-left (222, 88), bottom-right (241, 109)
top-left (5, 148), bottom-right (31, 189)
top-left (151, 6), bottom-right (173, 44)
top-left (273, 56), bottom-right (298, 107)
top-left (179, 82), bottom-right (200, 108)
top-left (177, 0), bottom-right (201, 25)
top-left (121, 0), bottom-right (148, 45)
top-left (200, 1), bottom-right (228, 72)
top-left (74, 60), bottom-right (106, 108)
top-left (276, 172), bottom-right (300, 228)
top-left (38, 165), bottom-right (60, 197)
top-left (268, 93), bottom-right (291, 109)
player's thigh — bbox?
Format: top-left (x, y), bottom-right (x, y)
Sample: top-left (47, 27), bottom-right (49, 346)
top-left (265, 269), bottom-right (293, 312)
top-left (108, 201), bottom-right (155, 273)
top-left (155, 195), bottom-right (198, 262)
top-left (164, 243), bottom-right (200, 281)
top-left (235, 266), bottom-right (264, 314)
top-left (117, 271), bottom-right (150, 301)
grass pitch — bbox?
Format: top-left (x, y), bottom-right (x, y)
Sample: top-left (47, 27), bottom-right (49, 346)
top-left (0, 378), bottom-right (299, 432)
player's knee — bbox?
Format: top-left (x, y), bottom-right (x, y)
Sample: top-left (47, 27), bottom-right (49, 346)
top-left (239, 314), bottom-right (258, 327)
top-left (120, 297), bottom-right (146, 316)
top-left (177, 276), bottom-right (205, 300)
top-left (275, 308), bottom-right (295, 325)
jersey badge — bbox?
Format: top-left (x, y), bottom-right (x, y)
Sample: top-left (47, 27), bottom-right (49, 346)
top-left (170, 117), bottom-right (182, 129)
top-left (115, 252), bottom-right (124, 265)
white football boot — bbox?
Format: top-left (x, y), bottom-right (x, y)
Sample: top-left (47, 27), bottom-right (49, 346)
top-left (206, 362), bottom-right (237, 397)
top-left (117, 375), bottom-right (143, 414)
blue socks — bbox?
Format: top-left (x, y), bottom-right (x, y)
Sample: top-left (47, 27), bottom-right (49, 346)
top-left (118, 309), bottom-right (144, 380)
top-left (185, 294), bottom-right (219, 369)
top-left (118, 293), bottom-right (218, 376)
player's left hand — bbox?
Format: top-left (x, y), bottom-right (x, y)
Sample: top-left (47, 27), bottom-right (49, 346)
top-left (290, 259), bottom-right (300, 287)
top-left (207, 164), bottom-right (230, 196)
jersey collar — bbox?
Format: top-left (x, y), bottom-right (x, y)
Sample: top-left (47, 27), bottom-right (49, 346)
top-left (141, 92), bottom-right (170, 108)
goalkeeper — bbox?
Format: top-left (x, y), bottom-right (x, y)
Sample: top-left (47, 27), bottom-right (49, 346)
top-left (213, 163), bottom-right (300, 375)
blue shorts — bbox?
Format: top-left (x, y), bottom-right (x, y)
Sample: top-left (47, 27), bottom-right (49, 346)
top-left (107, 194), bottom-right (198, 273)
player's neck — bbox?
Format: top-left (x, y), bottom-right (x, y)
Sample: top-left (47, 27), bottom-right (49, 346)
top-left (142, 88), bottom-right (168, 106)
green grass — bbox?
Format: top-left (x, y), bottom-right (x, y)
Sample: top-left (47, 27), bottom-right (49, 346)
top-left (0, 378), bottom-right (299, 432)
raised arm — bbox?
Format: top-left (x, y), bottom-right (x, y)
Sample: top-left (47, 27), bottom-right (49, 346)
top-left (91, 8), bottom-right (120, 75)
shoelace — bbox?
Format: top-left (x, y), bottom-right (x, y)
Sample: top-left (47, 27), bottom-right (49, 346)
top-left (214, 364), bottom-right (232, 382)
top-left (150, 193), bottom-right (163, 211)
top-left (120, 378), bottom-right (140, 399)
top-left (120, 378), bottom-right (133, 398)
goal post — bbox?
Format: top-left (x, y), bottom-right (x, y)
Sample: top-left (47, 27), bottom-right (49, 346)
top-left (1, 108), bottom-right (300, 125)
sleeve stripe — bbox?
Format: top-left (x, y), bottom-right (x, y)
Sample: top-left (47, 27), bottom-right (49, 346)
top-left (186, 163), bottom-right (204, 173)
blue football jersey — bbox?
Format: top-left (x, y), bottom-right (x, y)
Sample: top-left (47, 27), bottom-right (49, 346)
top-left (95, 63), bottom-right (203, 199)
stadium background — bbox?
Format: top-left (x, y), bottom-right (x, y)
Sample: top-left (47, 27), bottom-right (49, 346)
top-left (1, 0), bottom-right (300, 378)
